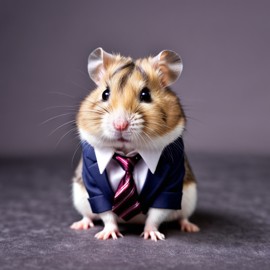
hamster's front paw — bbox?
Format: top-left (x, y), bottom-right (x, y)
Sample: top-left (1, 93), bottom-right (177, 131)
top-left (95, 225), bottom-right (123, 240)
top-left (141, 225), bottom-right (165, 241)
top-left (180, 218), bottom-right (200, 232)
top-left (70, 217), bottom-right (94, 230)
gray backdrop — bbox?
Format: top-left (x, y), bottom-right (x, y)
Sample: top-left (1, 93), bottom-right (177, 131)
top-left (1, 0), bottom-right (270, 158)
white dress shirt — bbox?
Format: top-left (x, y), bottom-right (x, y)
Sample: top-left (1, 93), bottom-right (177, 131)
top-left (94, 147), bottom-right (164, 194)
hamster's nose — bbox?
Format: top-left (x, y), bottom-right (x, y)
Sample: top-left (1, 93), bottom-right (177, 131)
top-left (113, 119), bottom-right (129, 131)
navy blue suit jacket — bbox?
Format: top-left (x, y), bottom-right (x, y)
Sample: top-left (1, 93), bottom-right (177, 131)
top-left (82, 137), bottom-right (185, 215)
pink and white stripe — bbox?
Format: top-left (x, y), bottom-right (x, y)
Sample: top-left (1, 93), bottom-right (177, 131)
top-left (112, 154), bottom-right (141, 221)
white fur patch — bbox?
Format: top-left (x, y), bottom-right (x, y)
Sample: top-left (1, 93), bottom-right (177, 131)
top-left (72, 182), bottom-right (95, 219)
top-left (167, 183), bottom-right (197, 221)
top-left (180, 183), bottom-right (197, 218)
top-left (79, 120), bottom-right (184, 152)
top-left (72, 178), bottom-right (197, 226)
top-left (138, 123), bottom-right (184, 151)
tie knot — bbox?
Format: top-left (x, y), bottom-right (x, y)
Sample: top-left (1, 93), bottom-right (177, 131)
top-left (113, 154), bottom-right (141, 172)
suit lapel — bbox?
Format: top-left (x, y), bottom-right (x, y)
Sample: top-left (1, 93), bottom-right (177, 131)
top-left (139, 137), bottom-right (184, 207)
top-left (89, 163), bottom-right (114, 199)
top-left (85, 144), bottom-right (114, 198)
top-left (139, 160), bottom-right (170, 204)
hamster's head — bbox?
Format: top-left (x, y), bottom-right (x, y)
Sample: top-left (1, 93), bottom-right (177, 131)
top-left (77, 47), bottom-right (186, 152)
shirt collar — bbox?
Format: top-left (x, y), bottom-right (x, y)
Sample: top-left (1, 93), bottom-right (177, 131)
top-left (94, 147), bottom-right (164, 174)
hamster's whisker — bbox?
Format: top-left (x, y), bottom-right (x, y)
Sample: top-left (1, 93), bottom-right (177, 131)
top-left (80, 110), bottom-right (106, 115)
top-left (55, 127), bottom-right (78, 147)
top-left (49, 120), bottom-right (76, 136)
top-left (135, 132), bottom-right (149, 148)
top-left (71, 81), bottom-right (91, 92)
top-left (95, 104), bottom-right (110, 114)
top-left (140, 130), bottom-right (159, 150)
top-left (40, 105), bottom-right (80, 112)
top-left (48, 91), bottom-right (77, 100)
top-left (84, 98), bottom-right (110, 114)
top-left (185, 114), bottom-right (203, 124)
top-left (71, 141), bottom-right (83, 167)
top-left (39, 112), bottom-right (76, 126)
top-left (75, 68), bottom-right (90, 78)
top-left (82, 117), bottom-right (102, 122)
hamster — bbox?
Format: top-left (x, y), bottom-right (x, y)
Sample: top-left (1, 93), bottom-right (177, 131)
top-left (70, 48), bottom-right (200, 241)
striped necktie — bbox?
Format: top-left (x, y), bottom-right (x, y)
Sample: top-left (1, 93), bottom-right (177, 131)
top-left (112, 154), bottom-right (142, 221)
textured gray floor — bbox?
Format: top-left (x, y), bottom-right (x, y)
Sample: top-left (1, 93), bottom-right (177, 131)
top-left (0, 153), bottom-right (270, 270)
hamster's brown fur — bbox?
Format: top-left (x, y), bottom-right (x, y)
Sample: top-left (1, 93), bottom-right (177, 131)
top-left (71, 48), bottom-right (199, 240)
top-left (77, 55), bottom-right (186, 146)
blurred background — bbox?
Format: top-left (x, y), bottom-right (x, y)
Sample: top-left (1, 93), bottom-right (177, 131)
top-left (1, 0), bottom-right (270, 159)
top-left (1, 2), bottom-right (270, 268)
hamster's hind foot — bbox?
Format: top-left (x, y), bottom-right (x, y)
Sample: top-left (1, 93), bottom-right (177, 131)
top-left (180, 218), bottom-right (200, 232)
top-left (141, 223), bottom-right (166, 241)
top-left (70, 216), bottom-right (94, 230)
top-left (141, 230), bottom-right (165, 241)
top-left (95, 228), bottom-right (123, 240)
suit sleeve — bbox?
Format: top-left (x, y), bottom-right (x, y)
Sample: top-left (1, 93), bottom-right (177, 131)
top-left (150, 141), bottom-right (185, 210)
top-left (81, 144), bottom-right (113, 213)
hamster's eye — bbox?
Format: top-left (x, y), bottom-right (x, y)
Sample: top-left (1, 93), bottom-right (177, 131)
top-left (102, 88), bottom-right (110, 101)
top-left (139, 87), bottom-right (152, 103)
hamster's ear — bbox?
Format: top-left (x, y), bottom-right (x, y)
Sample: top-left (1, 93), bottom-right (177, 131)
top-left (152, 50), bottom-right (183, 87)
top-left (87, 47), bottom-right (114, 85)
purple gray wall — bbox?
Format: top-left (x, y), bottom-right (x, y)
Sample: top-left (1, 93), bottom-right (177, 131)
top-left (1, 0), bottom-right (270, 157)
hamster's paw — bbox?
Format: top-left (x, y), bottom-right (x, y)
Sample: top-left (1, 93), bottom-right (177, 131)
top-left (70, 217), bottom-right (94, 230)
top-left (180, 218), bottom-right (200, 232)
top-left (141, 226), bottom-right (165, 241)
top-left (141, 231), bottom-right (165, 241)
top-left (95, 227), bottom-right (123, 240)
